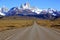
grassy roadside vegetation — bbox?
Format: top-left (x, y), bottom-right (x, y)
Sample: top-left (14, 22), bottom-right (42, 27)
top-left (0, 17), bottom-right (60, 31)
top-left (0, 19), bottom-right (34, 31)
top-left (36, 18), bottom-right (60, 29)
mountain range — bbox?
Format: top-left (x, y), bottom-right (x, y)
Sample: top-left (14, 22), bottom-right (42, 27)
top-left (0, 2), bottom-right (60, 20)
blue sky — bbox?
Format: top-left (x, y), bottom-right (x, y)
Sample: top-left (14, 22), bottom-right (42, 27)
top-left (0, 0), bottom-right (60, 10)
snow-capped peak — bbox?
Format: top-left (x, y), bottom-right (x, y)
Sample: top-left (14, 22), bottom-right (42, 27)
top-left (0, 8), bottom-right (5, 16)
top-left (47, 8), bottom-right (53, 14)
top-left (20, 2), bottom-right (30, 9)
top-left (0, 12), bottom-right (5, 16)
top-left (1, 6), bottom-right (8, 13)
top-left (29, 7), bottom-right (43, 14)
top-left (47, 8), bottom-right (57, 13)
top-left (33, 8), bottom-right (42, 14)
top-left (20, 3), bottom-right (43, 14)
top-left (20, 3), bottom-right (57, 15)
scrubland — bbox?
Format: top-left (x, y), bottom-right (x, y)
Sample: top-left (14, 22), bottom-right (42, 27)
top-left (0, 19), bottom-right (34, 31)
top-left (36, 19), bottom-right (60, 29)
top-left (0, 18), bottom-right (60, 31)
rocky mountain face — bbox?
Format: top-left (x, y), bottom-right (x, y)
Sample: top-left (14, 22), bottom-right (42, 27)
top-left (0, 3), bottom-right (60, 20)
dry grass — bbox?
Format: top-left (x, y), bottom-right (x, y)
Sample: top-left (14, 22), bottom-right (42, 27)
top-left (36, 19), bottom-right (51, 27)
top-left (0, 19), bottom-right (34, 31)
top-left (36, 19), bottom-right (60, 29)
top-left (0, 18), bottom-right (60, 31)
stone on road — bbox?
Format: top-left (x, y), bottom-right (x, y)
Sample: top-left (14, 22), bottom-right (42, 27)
top-left (0, 22), bottom-right (60, 40)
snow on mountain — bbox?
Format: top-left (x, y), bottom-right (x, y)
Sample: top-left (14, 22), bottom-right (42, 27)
top-left (48, 9), bottom-right (53, 14)
top-left (20, 2), bottom-right (43, 14)
top-left (0, 8), bottom-right (6, 16)
top-left (0, 6), bottom-right (8, 16)
top-left (20, 3), bottom-right (58, 15)
top-left (1, 6), bottom-right (8, 13)
top-left (47, 8), bottom-right (57, 13)
top-left (52, 13), bottom-right (56, 16)
top-left (0, 2), bottom-right (59, 19)
top-left (0, 12), bottom-right (5, 16)
top-left (0, 8), bottom-right (1, 11)
top-left (20, 2), bottom-right (30, 10)
top-left (30, 7), bottom-right (43, 14)
top-left (6, 7), bottom-right (20, 16)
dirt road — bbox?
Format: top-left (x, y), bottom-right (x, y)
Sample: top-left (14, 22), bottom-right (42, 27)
top-left (0, 22), bottom-right (60, 40)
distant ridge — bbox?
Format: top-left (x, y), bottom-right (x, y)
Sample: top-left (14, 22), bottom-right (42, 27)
top-left (0, 2), bottom-right (60, 20)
